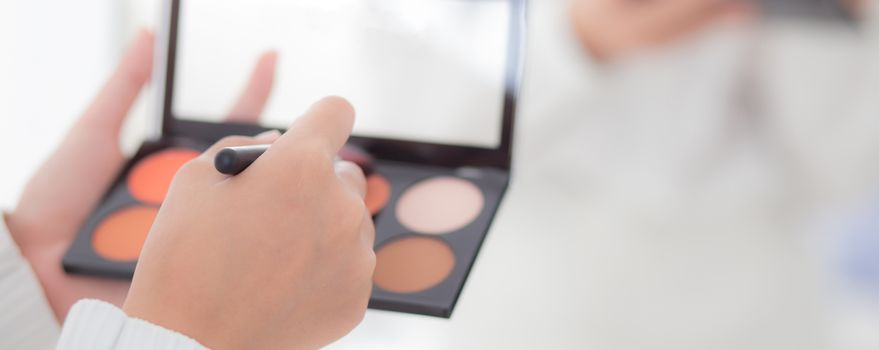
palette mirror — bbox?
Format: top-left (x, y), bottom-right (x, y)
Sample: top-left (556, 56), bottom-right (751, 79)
top-left (173, 0), bottom-right (509, 149)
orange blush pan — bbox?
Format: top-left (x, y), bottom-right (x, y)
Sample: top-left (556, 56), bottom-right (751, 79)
top-left (127, 148), bottom-right (200, 204)
top-left (92, 206), bottom-right (158, 261)
top-left (365, 173), bottom-right (392, 215)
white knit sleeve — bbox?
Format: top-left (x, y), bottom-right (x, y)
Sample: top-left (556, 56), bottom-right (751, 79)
top-left (57, 299), bottom-right (208, 350)
top-left (0, 213), bottom-right (61, 349)
top-left (0, 213), bottom-right (206, 349)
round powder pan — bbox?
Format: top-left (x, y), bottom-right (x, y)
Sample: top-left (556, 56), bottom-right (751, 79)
top-left (127, 148), bottom-right (201, 204)
top-left (373, 235), bottom-right (456, 294)
top-left (395, 176), bottom-right (485, 235)
top-left (91, 205), bottom-right (159, 262)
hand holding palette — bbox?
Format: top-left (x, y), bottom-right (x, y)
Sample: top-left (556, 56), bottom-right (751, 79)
top-left (64, 0), bottom-right (526, 318)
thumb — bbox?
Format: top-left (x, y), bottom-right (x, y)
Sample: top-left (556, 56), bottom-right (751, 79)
top-left (76, 28), bottom-right (154, 140)
top-left (10, 29), bottom-right (155, 244)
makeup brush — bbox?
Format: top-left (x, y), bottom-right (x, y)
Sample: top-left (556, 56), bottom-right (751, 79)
top-left (215, 143), bottom-right (375, 175)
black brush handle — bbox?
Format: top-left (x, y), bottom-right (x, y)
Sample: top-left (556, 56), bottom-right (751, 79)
top-left (214, 144), bottom-right (269, 175)
top-left (215, 143), bottom-right (374, 176)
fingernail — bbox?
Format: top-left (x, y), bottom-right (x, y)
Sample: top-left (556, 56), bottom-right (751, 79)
top-left (136, 27), bottom-right (153, 42)
top-left (264, 50), bottom-right (279, 60)
top-left (254, 129), bottom-right (282, 142)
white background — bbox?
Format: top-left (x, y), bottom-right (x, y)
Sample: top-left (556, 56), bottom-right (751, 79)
top-left (0, 0), bottom-right (153, 209)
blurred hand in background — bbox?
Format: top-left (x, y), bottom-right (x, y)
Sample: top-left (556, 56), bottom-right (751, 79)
top-left (570, 0), bottom-right (754, 61)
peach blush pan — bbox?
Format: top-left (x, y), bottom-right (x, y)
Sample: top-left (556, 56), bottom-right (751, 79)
top-left (365, 173), bottom-right (392, 215)
top-left (92, 206), bottom-right (158, 261)
top-left (127, 148), bottom-right (200, 204)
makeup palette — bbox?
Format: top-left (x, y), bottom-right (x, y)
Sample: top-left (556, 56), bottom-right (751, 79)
top-left (64, 0), bottom-right (525, 318)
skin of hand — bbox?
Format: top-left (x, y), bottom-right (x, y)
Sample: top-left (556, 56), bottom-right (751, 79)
top-left (3, 29), bottom-right (279, 320)
top-left (122, 96), bottom-right (375, 350)
top-left (570, 0), bottom-right (754, 61)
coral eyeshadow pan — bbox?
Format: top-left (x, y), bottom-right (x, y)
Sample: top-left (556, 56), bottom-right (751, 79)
top-left (127, 148), bottom-right (200, 204)
top-left (92, 206), bottom-right (159, 261)
top-left (365, 173), bottom-right (392, 215)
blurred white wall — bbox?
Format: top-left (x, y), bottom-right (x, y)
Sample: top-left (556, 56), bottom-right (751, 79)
top-left (0, 0), bottom-right (157, 209)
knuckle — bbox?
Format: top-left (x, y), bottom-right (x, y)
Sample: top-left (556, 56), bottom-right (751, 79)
top-left (175, 157), bottom-right (206, 177)
top-left (362, 250), bottom-right (376, 275)
top-left (363, 224), bottom-right (376, 246)
top-left (216, 135), bottom-right (253, 148)
top-left (334, 159), bottom-right (358, 173)
top-left (348, 193), bottom-right (368, 214)
top-left (200, 136), bottom-right (256, 161)
top-left (324, 195), bottom-right (365, 243)
top-left (320, 96), bottom-right (355, 116)
top-left (336, 161), bottom-right (366, 183)
top-left (328, 197), bottom-right (367, 249)
top-left (298, 137), bottom-right (332, 159)
top-left (341, 196), bottom-right (367, 228)
top-left (289, 139), bottom-right (333, 170)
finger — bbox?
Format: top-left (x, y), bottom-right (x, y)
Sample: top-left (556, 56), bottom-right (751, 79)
top-left (261, 96), bottom-right (356, 168)
top-left (338, 145), bottom-right (375, 176)
top-left (360, 213), bottom-right (376, 250)
top-left (10, 30), bottom-right (154, 242)
top-left (77, 28), bottom-right (154, 137)
top-left (253, 129), bottom-right (283, 143)
top-left (335, 161), bottom-right (367, 199)
top-left (199, 133), bottom-right (276, 162)
top-left (226, 51), bottom-right (278, 123)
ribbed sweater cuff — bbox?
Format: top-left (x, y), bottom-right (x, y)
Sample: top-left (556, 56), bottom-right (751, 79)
top-left (57, 299), bottom-right (208, 350)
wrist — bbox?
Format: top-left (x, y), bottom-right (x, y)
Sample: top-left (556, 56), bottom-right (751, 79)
top-left (3, 211), bottom-right (28, 252)
top-left (1, 211), bottom-right (46, 290)
top-left (122, 294), bottom-right (217, 349)
top-left (3, 210), bottom-right (49, 258)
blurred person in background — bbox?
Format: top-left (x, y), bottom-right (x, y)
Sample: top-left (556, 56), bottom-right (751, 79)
top-left (571, 0), bottom-right (754, 60)
top-left (514, 0), bottom-right (879, 349)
